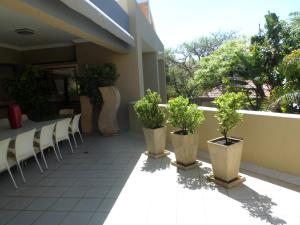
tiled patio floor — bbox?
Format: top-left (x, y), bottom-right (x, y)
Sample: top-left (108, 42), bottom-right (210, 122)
top-left (0, 133), bottom-right (299, 225)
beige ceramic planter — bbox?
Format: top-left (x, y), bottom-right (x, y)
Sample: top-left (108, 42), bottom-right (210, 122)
top-left (171, 131), bottom-right (199, 166)
top-left (143, 127), bottom-right (167, 156)
top-left (207, 137), bottom-right (243, 182)
top-left (80, 95), bottom-right (93, 134)
top-left (98, 86), bottom-right (121, 136)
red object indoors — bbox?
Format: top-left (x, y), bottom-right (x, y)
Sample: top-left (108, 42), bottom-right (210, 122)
top-left (8, 104), bottom-right (22, 129)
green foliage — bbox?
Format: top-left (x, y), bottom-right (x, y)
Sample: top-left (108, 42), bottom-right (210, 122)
top-left (195, 39), bottom-right (247, 91)
top-left (90, 63), bottom-right (119, 87)
top-left (233, 44), bottom-right (267, 110)
top-left (134, 90), bottom-right (165, 129)
top-left (76, 63), bottom-right (119, 107)
top-left (265, 49), bottom-right (300, 114)
top-left (214, 92), bottom-right (245, 143)
top-left (4, 66), bottom-right (50, 117)
top-left (193, 11), bottom-right (300, 112)
top-left (265, 84), bottom-right (300, 113)
top-left (167, 96), bottom-right (205, 134)
top-left (165, 31), bottom-right (238, 100)
top-left (281, 49), bottom-right (300, 85)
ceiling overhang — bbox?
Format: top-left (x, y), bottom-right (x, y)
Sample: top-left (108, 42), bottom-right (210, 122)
top-left (59, 0), bottom-right (135, 47)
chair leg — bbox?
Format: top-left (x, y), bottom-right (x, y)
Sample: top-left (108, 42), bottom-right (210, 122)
top-left (78, 131), bottom-right (84, 143)
top-left (17, 161), bottom-right (26, 183)
top-left (34, 154), bottom-right (44, 173)
top-left (52, 145), bottom-right (60, 161)
top-left (68, 138), bottom-right (74, 153)
top-left (72, 134), bottom-right (78, 148)
top-left (6, 165), bottom-right (18, 189)
top-left (40, 150), bottom-right (48, 170)
top-left (56, 142), bottom-right (63, 160)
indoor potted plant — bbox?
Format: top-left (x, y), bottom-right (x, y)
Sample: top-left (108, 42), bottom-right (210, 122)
top-left (96, 63), bottom-right (120, 136)
top-left (134, 89), bottom-right (168, 158)
top-left (77, 67), bottom-right (101, 134)
top-left (4, 66), bottom-right (51, 122)
top-left (207, 92), bottom-right (246, 188)
top-left (77, 63), bottom-right (120, 135)
top-left (167, 96), bottom-right (205, 169)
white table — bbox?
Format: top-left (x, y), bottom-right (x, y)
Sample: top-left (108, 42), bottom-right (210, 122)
top-left (0, 119), bottom-right (60, 141)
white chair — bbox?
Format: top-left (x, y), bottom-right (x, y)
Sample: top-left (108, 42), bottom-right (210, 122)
top-left (34, 123), bottom-right (60, 169)
top-left (54, 118), bottom-right (74, 158)
top-left (9, 129), bottom-right (43, 183)
top-left (59, 109), bottom-right (74, 117)
top-left (0, 138), bottom-right (18, 189)
top-left (69, 114), bottom-right (83, 148)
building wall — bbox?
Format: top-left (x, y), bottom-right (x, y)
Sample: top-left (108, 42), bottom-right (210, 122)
top-left (142, 52), bottom-right (159, 93)
top-left (129, 104), bottom-right (300, 177)
top-left (158, 59), bottom-right (167, 103)
top-left (22, 46), bottom-right (76, 64)
top-left (0, 47), bottom-right (21, 64)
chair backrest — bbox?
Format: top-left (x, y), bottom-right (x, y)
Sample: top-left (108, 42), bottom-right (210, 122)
top-left (59, 109), bottom-right (74, 116)
top-left (55, 118), bottom-right (71, 141)
top-left (0, 138), bottom-right (11, 171)
top-left (71, 114), bottom-right (81, 132)
top-left (15, 129), bottom-right (36, 161)
top-left (0, 118), bottom-right (9, 129)
top-left (40, 123), bottom-right (56, 149)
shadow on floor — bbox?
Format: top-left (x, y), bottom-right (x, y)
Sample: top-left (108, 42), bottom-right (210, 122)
top-left (230, 184), bottom-right (287, 225)
top-left (140, 155), bottom-right (171, 173)
top-left (176, 165), bottom-right (287, 225)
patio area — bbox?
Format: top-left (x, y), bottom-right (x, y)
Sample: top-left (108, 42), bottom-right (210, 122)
top-left (0, 132), bottom-right (298, 225)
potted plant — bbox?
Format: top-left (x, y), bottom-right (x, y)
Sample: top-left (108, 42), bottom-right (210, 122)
top-left (167, 96), bottom-right (205, 169)
top-left (96, 63), bottom-right (120, 136)
top-left (76, 63), bottom-right (120, 135)
top-left (207, 92), bottom-right (246, 188)
top-left (134, 89), bottom-right (168, 158)
top-left (77, 67), bottom-right (101, 134)
top-left (4, 66), bottom-right (51, 121)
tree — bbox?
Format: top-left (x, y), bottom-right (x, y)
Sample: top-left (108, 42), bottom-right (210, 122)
top-left (266, 49), bottom-right (300, 113)
top-left (195, 39), bottom-right (248, 91)
top-left (195, 12), bottom-right (300, 111)
top-left (165, 31), bottom-right (238, 100)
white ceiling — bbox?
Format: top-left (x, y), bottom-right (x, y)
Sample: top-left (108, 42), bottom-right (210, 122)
top-left (0, 5), bottom-right (79, 50)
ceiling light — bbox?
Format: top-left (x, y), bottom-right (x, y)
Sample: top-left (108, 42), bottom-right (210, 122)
top-left (15, 28), bottom-right (35, 35)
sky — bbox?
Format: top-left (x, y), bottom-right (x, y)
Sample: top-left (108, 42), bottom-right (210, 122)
top-left (148, 0), bottom-right (300, 48)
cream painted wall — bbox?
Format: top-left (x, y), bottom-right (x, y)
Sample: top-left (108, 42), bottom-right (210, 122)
top-left (0, 47), bottom-right (21, 64)
top-left (129, 103), bottom-right (300, 177)
top-left (142, 52), bottom-right (159, 93)
top-left (22, 46), bottom-right (76, 64)
top-left (158, 59), bottom-right (167, 103)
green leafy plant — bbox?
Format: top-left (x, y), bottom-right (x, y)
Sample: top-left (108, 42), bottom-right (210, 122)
top-left (167, 96), bottom-right (205, 134)
top-left (4, 66), bottom-right (50, 119)
top-left (281, 49), bottom-right (300, 86)
top-left (214, 92), bottom-right (245, 144)
top-left (77, 63), bottom-right (119, 107)
top-left (134, 89), bottom-right (164, 129)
